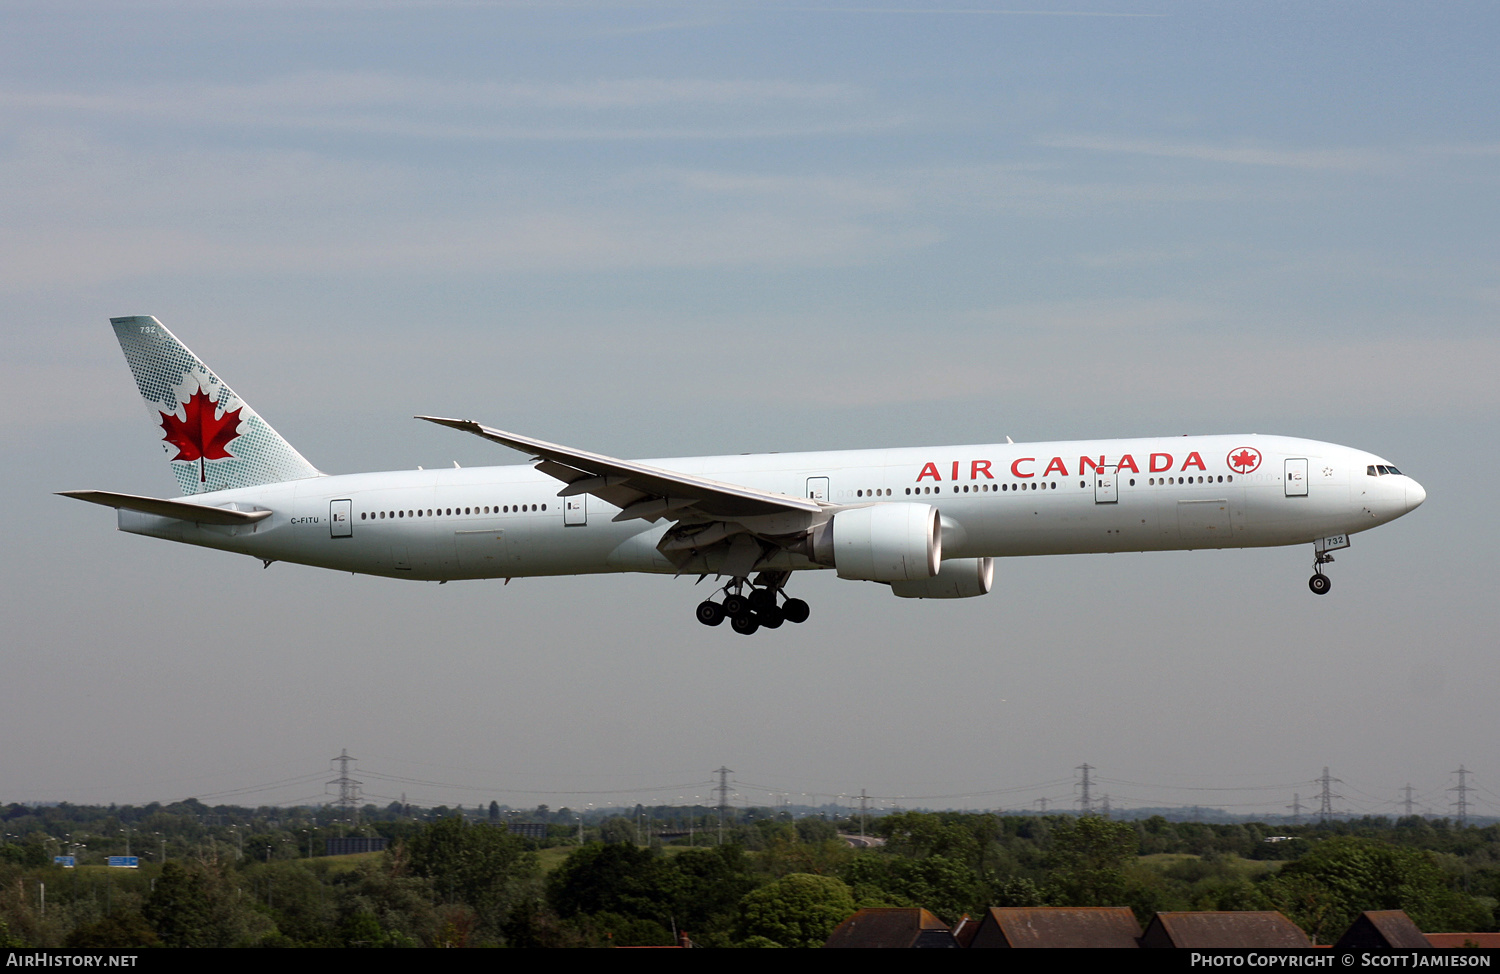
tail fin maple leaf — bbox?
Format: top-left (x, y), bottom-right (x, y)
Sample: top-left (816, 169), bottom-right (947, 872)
top-left (109, 316), bottom-right (320, 494)
top-left (160, 387), bottom-right (243, 483)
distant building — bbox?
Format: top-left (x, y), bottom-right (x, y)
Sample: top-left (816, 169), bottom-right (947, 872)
top-left (969, 907), bottom-right (1142, 949)
top-left (1336, 911), bottom-right (1431, 950)
top-left (325, 836), bottom-right (387, 856)
top-left (822, 905), bottom-right (1500, 950)
top-left (824, 908), bottom-right (957, 948)
top-left (1426, 933), bottom-right (1500, 948)
top-left (949, 914), bottom-right (980, 948)
top-left (1140, 911), bottom-right (1310, 949)
top-left (507, 823), bottom-right (548, 840)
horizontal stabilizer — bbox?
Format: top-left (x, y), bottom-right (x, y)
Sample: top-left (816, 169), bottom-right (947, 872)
top-left (58, 490), bottom-right (272, 525)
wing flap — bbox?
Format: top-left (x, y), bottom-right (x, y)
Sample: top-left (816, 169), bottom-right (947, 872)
top-left (533, 459), bottom-right (592, 483)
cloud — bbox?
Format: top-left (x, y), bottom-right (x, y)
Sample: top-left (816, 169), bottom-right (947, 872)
top-left (900, 162), bottom-right (1250, 216)
top-left (1038, 135), bottom-right (1391, 171)
top-left (0, 136), bottom-right (944, 290)
top-left (668, 169), bottom-right (912, 210)
top-left (1038, 136), bottom-right (1500, 174)
top-left (340, 299), bottom-right (1500, 424)
top-left (553, 298), bottom-right (1500, 419)
top-left (780, 4), bottom-right (1162, 17)
top-left (1072, 247), bottom-right (1203, 269)
top-left (0, 73), bottom-right (876, 142)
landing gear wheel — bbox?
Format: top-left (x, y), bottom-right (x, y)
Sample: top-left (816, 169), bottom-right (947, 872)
top-left (782, 598), bottom-right (810, 624)
top-left (722, 594), bottom-right (748, 616)
top-left (757, 605), bottom-right (785, 629)
top-left (696, 600), bottom-right (726, 626)
top-left (730, 613), bottom-right (760, 635)
top-left (748, 588), bottom-right (776, 612)
top-left (1309, 574), bottom-right (1332, 596)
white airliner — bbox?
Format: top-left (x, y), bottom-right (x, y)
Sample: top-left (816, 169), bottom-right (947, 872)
top-left (64, 316), bottom-right (1426, 634)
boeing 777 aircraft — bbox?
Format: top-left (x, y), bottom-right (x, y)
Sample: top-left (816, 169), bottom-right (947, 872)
top-left (64, 316), bottom-right (1426, 634)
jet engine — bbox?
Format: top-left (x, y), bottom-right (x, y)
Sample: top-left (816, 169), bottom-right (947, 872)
top-left (889, 557), bottom-right (994, 599)
top-left (807, 503), bottom-right (941, 581)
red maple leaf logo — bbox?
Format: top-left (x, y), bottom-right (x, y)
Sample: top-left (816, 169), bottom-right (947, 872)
top-left (160, 387), bottom-right (243, 483)
top-left (1228, 447), bottom-right (1262, 474)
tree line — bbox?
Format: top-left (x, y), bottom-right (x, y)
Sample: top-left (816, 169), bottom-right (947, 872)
top-left (2, 801), bottom-right (1497, 946)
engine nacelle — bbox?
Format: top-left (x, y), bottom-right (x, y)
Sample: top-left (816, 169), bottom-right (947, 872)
top-left (889, 557), bottom-right (994, 599)
top-left (809, 503), bottom-right (942, 582)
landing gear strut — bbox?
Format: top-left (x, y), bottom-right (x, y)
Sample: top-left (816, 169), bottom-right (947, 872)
top-left (693, 572), bottom-right (811, 633)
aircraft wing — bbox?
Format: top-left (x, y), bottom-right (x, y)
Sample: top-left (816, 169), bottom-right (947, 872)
top-left (415, 416), bottom-right (823, 523)
top-left (58, 490), bottom-right (273, 525)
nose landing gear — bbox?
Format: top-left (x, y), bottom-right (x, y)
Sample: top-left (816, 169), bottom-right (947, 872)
top-left (694, 572), bottom-right (810, 634)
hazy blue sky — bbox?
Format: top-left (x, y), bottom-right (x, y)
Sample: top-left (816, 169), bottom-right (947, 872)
top-left (4, 1), bottom-right (1497, 819)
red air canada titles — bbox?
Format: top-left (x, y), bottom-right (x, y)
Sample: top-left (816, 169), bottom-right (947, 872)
top-left (914, 452), bottom-right (1210, 482)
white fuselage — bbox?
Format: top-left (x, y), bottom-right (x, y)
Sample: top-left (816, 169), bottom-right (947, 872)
top-left (116, 433), bottom-right (1424, 583)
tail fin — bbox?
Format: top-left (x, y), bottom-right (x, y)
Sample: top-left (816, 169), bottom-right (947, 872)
top-left (111, 316), bottom-right (321, 495)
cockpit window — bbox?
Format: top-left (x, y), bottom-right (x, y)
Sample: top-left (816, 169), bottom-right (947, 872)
top-left (1386, 466), bottom-right (1401, 475)
top-left (1367, 465), bottom-right (1378, 476)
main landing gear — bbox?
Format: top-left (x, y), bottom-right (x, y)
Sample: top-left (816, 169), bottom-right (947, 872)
top-left (695, 574), bottom-right (810, 635)
top-left (1309, 550), bottom-right (1333, 596)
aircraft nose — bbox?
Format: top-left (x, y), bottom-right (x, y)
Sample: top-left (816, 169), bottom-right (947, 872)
top-left (1405, 478), bottom-right (1426, 512)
